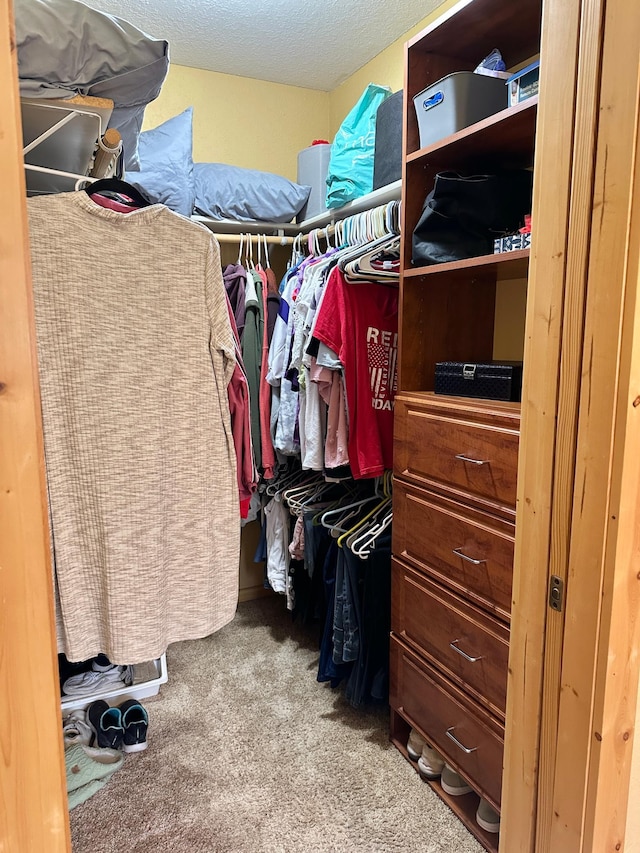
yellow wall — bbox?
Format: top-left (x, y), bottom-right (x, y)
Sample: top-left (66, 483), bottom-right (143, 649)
top-left (141, 2), bottom-right (458, 179)
top-left (328, 0), bottom-right (457, 137)
top-left (143, 65), bottom-right (330, 182)
top-left (493, 279), bottom-right (528, 361)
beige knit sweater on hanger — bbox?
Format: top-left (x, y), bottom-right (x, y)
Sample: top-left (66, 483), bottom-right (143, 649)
top-left (28, 192), bottom-right (240, 664)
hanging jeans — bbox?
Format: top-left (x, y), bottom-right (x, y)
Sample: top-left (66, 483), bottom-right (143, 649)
top-left (345, 532), bottom-right (392, 707)
top-left (332, 545), bottom-right (363, 664)
top-left (317, 539), bottom-right (352, 687)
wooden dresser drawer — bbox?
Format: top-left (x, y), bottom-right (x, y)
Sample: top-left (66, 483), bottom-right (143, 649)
top-left (390, 635), bottom-right (504, 809)
top-left (393, 481), bottom-right (514, 619)
top-left (392, 560), bottom-right (509, 718)
top-left (394, 395), bottom-right (520, 517)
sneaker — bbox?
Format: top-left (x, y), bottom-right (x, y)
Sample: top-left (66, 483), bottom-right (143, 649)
top-left (119, 699), bottom-right (149, 753)
top-left (406, 727), bottom-right (426, 761)
top-left (62, 662), bottom-right (133, 697)
top-left (440, 764), bottom-right (473, 796)
top-left (62, 709), bottom-right (92, 749)
top-left (476, 798), bottom-right (501, 833)
top-left (417, 743), bottom-right (445, 780)
top-left (87, 700), bottom-right (124, 750)
top-left (92, 654), bottom-right (114, 672)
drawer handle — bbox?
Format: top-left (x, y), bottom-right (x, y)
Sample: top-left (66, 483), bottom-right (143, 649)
top-left (446, 727), bottom-right (478, 755)
top-left (455, 453), bottom-right (489, 466)
top-left (452, 547), bottom-right (486, 566)
top-left (450, 639), bottom-right (483, 663)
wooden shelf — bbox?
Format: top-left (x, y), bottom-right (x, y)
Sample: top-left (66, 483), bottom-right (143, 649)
top-left (396, 390), bottom-right (521, 418)
top-left (406, 0), bottom-right (541, 71)
top-left (406, 97), bottom-right (538, 167)
top-left (404, 249), bottom-right (530, 281)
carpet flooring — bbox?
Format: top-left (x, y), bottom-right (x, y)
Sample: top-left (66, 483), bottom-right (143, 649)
top-left (70, 596), bottom-right (484, 853)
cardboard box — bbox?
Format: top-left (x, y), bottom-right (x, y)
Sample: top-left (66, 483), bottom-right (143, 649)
top-left (507, 60), bottom-right (540, 107)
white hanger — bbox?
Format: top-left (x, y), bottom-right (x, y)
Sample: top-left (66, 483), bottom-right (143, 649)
top-left (348, 504), bottom-right (393, 557)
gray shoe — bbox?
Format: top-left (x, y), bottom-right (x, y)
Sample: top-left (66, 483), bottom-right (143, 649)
top-left (417, 743), bottom-right (445, 780)
top-left (476, 798), bottom-right (500, 833)
top-left (407, 727), bottom-right (426, 761)
top-left (440, 764), bottom-right (473, 796)
top-left (62, 709), bottom-right (92, 749)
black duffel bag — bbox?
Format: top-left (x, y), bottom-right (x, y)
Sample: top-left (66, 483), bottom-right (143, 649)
top-left (411, 170), bottom-right (533, 266)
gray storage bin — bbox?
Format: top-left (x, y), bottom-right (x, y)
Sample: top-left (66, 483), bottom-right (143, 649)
top-left (373, 90), bottom-right (403, 190)
top-left (413, 71), bottom-right (508, 149)
top-left (297, 142), bottom-right (331, 221)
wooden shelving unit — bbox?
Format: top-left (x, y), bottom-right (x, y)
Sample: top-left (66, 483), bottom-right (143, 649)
top-left (391, 1), bottom-right (542, 850)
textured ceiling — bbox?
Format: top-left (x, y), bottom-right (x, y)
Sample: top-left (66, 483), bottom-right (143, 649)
top-left (86, 0), bottom-right (441, 91)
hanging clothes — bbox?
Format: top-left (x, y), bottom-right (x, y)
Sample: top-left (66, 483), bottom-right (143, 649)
top-left (313, 267), bottom-right (398, 478)
top-left (242, 270), bottom-right (263, 472)
top-left (257, 265), bottom-right (277, 480)
top-left (225, 297), bottom-right (258, 517)
top-left (28, 191), bottom-right (240, 664)
top-left (267, 266), bottom-right (301, 457)
top-left (223, 263), bottom-right (247, 339)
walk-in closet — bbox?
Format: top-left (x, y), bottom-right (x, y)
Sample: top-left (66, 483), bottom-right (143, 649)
top-left (2, 0), bottom-right (640, 851)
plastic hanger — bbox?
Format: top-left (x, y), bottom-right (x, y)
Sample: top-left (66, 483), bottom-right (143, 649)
top-left (348, 505), bottom-right (393, 557)
top-left (343, 487), bottom-right (393, 550)
top-left (84, 177), bottom-right (152, 208)
top-left (319, 489), bottom-right (380, 531)
top-left (336, 472), bottom-right (392, 546)
top-left (335, 494), bottom-right (390, 548)
top-left (245, 235), bottom-right (255, 271)
top-left (264, 466), bottom-right (304, 497)
top-left (284, 476), bottom-right (329, 513)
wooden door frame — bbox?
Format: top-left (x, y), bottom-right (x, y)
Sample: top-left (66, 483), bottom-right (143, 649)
top-left (2, 0), bottom-right (640, 850)
top-left (548, 0), bottom-right (640, 848)
top-left (503, 0), bottom-right (640, 850)
top-left (0, 0), bottom-right (71, 849)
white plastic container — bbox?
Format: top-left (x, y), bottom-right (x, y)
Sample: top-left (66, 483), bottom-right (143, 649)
top-left (297, 143), bottom-right (331, 221)
top-left (61, 654), bottom-right (168, 712)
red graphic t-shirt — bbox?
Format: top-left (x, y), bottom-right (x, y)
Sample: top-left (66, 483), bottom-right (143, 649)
top-left (313, 267), bottom-right (398, 478)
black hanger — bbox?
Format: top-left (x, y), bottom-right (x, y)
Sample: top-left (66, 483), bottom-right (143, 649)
top-left (85, 178), bottom-right (152, 208)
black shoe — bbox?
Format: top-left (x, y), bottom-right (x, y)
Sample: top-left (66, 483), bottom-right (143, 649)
top-left (87, 700), bottom-right (124, 750)
top-left (119, 699), bottom-right (149, 753)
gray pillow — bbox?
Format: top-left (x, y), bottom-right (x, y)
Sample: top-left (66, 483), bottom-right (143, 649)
top-left (14, 0), bottom-right (168, 170)
top-left (128, 109), bottom-right (195, 217)
top-left (194, 163), bottom-right (311, 223)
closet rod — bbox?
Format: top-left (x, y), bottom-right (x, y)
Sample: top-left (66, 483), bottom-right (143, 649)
top-left (213, 233), bottom-right (295, 246)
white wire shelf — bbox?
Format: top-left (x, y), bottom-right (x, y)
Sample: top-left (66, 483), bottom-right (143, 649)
top-left (193, 179), bottom-right (402, 237)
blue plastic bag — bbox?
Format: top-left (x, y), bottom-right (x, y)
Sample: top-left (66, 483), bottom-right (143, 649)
top-left (326, 83), bottom-right (392, 209)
